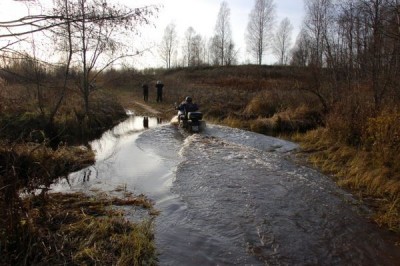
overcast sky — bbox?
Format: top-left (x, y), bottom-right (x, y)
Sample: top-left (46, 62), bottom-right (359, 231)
top-left (1, 0), bottom-right (305, 68)
top-left (133, 0), bottom-right (305, 67)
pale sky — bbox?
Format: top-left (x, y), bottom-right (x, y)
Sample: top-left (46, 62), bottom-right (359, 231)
top-left (1, 0), bottom-right (305, 68)
top-left (133, 0), bottom-right (305, 67)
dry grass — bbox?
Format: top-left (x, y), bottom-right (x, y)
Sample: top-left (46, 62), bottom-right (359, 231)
top-left (1, 192), bottom-right (158, 266)
top-left (363, 109), bottom-right (400, 174)
top-left (296, 128), bottom-right (400, 232)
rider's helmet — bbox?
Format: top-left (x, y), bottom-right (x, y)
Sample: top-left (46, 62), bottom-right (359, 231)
top-left (185, 96), bottom-right (192, 103)
top-left (156, 80), bottom-right (161, 84)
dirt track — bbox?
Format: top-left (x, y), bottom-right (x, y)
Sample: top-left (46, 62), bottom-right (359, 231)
top-left (132, 101), bottom-right (161, 115)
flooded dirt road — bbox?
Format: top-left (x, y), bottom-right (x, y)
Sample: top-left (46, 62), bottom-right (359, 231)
top-left (52, 114), bottom-right (400, 265)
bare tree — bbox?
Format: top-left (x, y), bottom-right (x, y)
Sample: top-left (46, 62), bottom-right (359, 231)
top-left (290, 28), bottom-right (312, 67)
top-left (201, 36), bottom-right (209, 65)
top-left (181, 30), bottom-right (207, 67)
top-left (301, 0), bottom-right (335, 113)
top-left (212, 1), bottom-right (234, 66)
top-left (272, 17), bottom-right (293, 65)
top-left (209, 35), bottom-right (220, 65)
top-left (225, 40), bottom-right (238, 66)
top-left (357, 0), bottom-right (397, 109)
top-left (335, 0), bottom-right (358, 85)
top-left (190, 33), bottom-right (204, 66)
top-left (245, 0), bottom-right (276, 65)
top-left (159, 22), bottom-right (178, 69)
top-left (58, 0), bottom-right (156, 118)
top-left (183, 26), bottom-right (195, 67)
top-left (1, 0), bottom-right (157, 116)
top-left (304, 0), bottom-right (333, 67)
top-left (207, 37), bottom-right (215, 65)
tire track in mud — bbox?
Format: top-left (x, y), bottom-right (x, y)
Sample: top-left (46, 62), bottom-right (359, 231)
top-left (132, 101), bottom-right (161, 115)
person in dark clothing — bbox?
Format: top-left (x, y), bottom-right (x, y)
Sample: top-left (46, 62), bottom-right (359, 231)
top-left (155, 80), bottom-right (164, 102)
top-left (142, 83), bottom-right (149, 102)
top-left (177, 96), bottom-right (198, 121)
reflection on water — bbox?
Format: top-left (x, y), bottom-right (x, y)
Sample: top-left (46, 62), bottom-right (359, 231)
top-left (52, 115), bottom-right (170, 197)
top-left (52, 118), bottom-right (400, 266)
top-left (143, 117), bottom-right (149, 128)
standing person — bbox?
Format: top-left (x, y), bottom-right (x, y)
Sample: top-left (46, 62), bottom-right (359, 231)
top-left (142, 83), bottom-right (149, 102)
top-left (155, 80), bottom-right (164, 103)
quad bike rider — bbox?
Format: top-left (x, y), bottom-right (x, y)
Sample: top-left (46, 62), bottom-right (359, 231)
top-left (176, 96), bottom-right (205, 133)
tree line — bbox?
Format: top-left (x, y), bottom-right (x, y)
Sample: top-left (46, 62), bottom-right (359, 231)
top-left (289, 0), bottom-right (400, 115)
top-left (158, 0), bottom-right (294, 68)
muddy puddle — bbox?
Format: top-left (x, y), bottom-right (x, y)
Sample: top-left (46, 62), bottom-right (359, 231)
top-left (52, 113), bottom-right (400, 265)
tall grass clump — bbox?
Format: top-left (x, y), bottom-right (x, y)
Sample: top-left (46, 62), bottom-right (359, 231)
top-left (325, 91), bottom-right (374, 147)
top-left (243, 88), bottom-right (323, 136)
top-left (243, 90), bottom-right (283, 118)
top-left (364, 108), bottom-right (400, 176)
top-left (297, 104), bottom-right (400, 232)
top-left (1, 192), bottom-right (157, 266)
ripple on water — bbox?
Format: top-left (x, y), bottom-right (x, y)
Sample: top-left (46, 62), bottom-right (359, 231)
top-left (168, 130), bottom-right (400, 265)
top-left (52, 120), bottom-right (400, 265)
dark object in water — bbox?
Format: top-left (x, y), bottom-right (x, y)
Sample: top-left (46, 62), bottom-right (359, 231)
top-left (143, 117), bottom-right (149, 128)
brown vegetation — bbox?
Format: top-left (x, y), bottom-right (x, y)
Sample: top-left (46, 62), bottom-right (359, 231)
top-left (0, 65), bottom-right (137, 265)
top-left (0, 192), bottom-right (157, 265)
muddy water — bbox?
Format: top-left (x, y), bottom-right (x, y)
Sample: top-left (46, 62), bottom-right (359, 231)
top-left (52, 115), bottom-right (400, 265)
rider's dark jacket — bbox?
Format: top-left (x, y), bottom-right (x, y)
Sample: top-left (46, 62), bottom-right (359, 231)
top-left (177, 101), bottom-right (199, 113)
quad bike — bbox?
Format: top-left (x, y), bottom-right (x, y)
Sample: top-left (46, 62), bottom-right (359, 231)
top-left (177, 110), bottom-right (206, 133)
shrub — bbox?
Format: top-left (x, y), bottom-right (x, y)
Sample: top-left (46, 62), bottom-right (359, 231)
top-left (1, 192), bottom-right (157, 266)
top-left (243, 90), bottom-right (282, 118)
top-left (223, 115), bottom-right (249, 129)
top-left (364, 109), bottom-right (400, 176)
top-left (325, 92), bottom-right (374, 146)
top-left (248, 105), bottom-right (323, 136)
top-left (249, 118), bottom-right (275, 135)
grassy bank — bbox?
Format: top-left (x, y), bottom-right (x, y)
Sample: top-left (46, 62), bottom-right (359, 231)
top-left (1, 192), bottom-right (158, 265)
top-left (0, 80), bottom-right (158, 265)
top-left (293, 129), bottom-right (400, 232)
